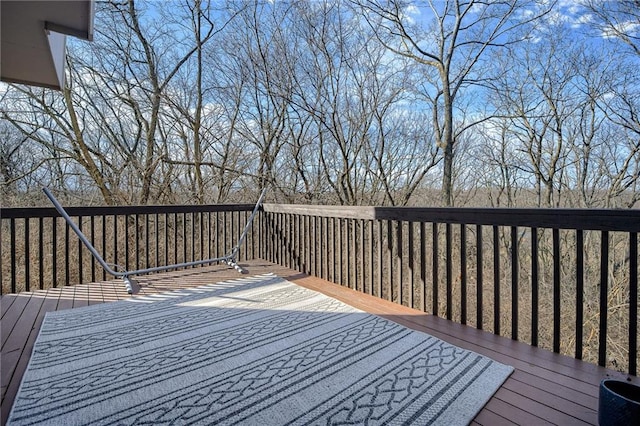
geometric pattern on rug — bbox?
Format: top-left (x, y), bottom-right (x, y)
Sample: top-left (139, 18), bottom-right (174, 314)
top-left (8, 273), bottom-right (513, 425)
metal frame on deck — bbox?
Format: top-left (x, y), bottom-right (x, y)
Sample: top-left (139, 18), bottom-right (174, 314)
top-left (43, 187), bottom-right (267, 293)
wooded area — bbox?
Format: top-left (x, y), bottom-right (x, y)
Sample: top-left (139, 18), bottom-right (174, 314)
top-left (1, 0), bottom-right (639, 209)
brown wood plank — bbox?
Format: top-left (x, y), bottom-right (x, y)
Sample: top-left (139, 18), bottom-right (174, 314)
top-left (1, 290), bottom-right (50, 425)
top-left (509, 370), bottom-right (598, 411)
top-left (72, 284), bottom-right (89, 308)
top-left (1, 295), bottom-right (30, 348)
top-left (0, 295), bottom-right (17, 320)
top-left (473, 408), bottom-right (518, 426)
top-left (88, 282), bottom-right (104, 305)
top-left (482, 398), bottom-right (554, 426)
top-left (495, 387), bottom-right (592, 425)
top-left (1, 293), bottom-right (44, 355)
top-left (503, 376), bottom-right (597, 424)
top-left (56, 286), bottom-right (75, 311)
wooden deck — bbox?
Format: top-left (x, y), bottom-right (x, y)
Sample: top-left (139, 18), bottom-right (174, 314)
top-left (1, 260), bottom-right (637, 425)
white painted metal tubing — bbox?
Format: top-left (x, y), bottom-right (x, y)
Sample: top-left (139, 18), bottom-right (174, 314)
top-left (43, 187), bottom-right (126, 278)
top-left (229, 188), bottom-right (267, 260)
top-left (42, 187), bottom-right (267, 291)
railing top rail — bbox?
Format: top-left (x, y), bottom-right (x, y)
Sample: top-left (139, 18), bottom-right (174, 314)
top-left (263, 203), bottom-right (640, 232)
top-left (1, 203), bottom-right (257, 219)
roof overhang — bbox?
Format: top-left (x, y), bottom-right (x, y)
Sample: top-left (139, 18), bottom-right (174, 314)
top-left (1, 0), bottom-right (94, 90)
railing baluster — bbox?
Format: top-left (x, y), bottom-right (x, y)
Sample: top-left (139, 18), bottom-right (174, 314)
top-left (125, 214), bottom-right (130, 271)
top-left (136, 214), bottom-right (140, 270)
top-left (197, 212), bottom-right (202, 260)
top-left (101, 216), bottom-right (106, 281)
top-left (283, 214), bottom-right (288, 268)
top-left (361, 219), bottom-right (366, 292)
top-left (369, 220), bottom-right (374, 296)
top-left (174, 213), bottom-right (178, 264)
top-left (446, 222), bottom-right (452, 320)
top-left (331, 217), bottom-right (336, 281)
top-left (493, 225), bottom-right (500, 335)
top-left (317, 216), bottom-right (321, 277)
top-left (237, 210), bottom-right (242, 261)
top-left (317, 216), bottom-right (321, 278)
top-left (377, 220), bottom-right (382, 298)
top-left (223, 212), bottom-right (228, 259)
top-left (599, 230), bottom-right (609, 366)
top-left (39, 217), bottom-right (44, 289)
top-left (408, 221), bottom-right (414, 309)
top-left (432, 223), bottom-right (439, 316)
top-left (52, 217), bottom-right (58, 288)
top-left (145, 214), bottom-right (150, 269)
top-left (576, 229), bottom-right (584, 359)
top-left (461, 224), bottom-right (467, 325)
top-left (206, 212), bottom-right (211, 260)
top-left (24, 218), bottom-right (30, 291)
top-left (77, 216), bottom-right (82, 284)
top-left (65, 218), bottom-right (70, 285)
top-left (311, 216), bottom-right (320, 277)
top-left (195, 212), bottom-right (200, 263)
top-left (214, 212), bottom-right (219, 259)
top-left (511, 226), bottom-right (518, 340)
top-left (276, 213), bottom-right (280, 265)
top-left (111, 214), bottom-right (117, 273)
top-left (397, 221), bottom-right (403, 303)
top-left (183, 213), bottom-right (187, 265)
top-left (297, 214), bottom-right (302, 272)
top-left (553, 228), bottom-right (560, 353)
top-left (164, 213), bottom-right (169, 265)
top-left (348, 219), bottom-right (354, 289)
top-left (629, 232), bottom-right (638, 376)
top-left (325, 217), bottom-right (330, 280)
top-left (338, 218), bottom-right (343, 285)
top-left (307, 215), bottom-right (312, 276)
top-left (421, 222), bottom-right (427, 313)
top-left (289, 214), bottom-right (294, 269)
top-left (387, 220), bottom-right (393, 302)
top-left (318, 216), bottom-right (322, 278)
top-left (476, 224), bottom-right (483, 330)
top-left (90, 216), bottom-right (96, 282)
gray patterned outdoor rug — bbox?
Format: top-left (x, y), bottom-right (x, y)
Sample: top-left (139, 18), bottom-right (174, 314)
top-left (8, 273), bottom-right (512, 425)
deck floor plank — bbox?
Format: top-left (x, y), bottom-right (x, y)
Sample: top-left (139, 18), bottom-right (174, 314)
top-left (472, 408), bottom-right (518, 426)
top-left (1, 260), bottom-right (635, 426)
top-left (0, 296), bottom-right (30, 348)
top-left (502, 377), bottom-right (597, 424)
top-left (0, 296), bottom-right (17, 321)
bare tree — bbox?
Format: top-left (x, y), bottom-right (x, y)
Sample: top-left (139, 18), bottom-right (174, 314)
top-left (353, 0), bottom-right (551, 206)
top-left (584, 0), bottom-right (640, 57)
top-left (282, 0), bottom-right (440, 205)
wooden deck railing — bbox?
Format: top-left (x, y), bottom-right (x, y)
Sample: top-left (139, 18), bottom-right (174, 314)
top-left (2, 202), bottom-right (639, 375)
top-left (260, 204), bottom-right (640, 376)
top-left (1, 204), bottom-right (258, 295)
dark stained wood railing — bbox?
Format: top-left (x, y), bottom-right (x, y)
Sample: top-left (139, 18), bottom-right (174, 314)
top-left (261, 204), bottom-right (640, 376)
top-left (2, 202), bottom-right (639, 376)
top-left (1, 204), bottom-right (258, 295)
